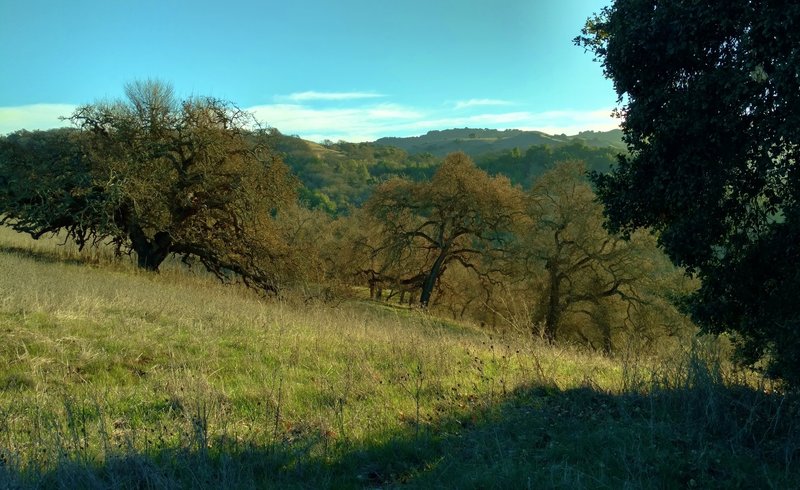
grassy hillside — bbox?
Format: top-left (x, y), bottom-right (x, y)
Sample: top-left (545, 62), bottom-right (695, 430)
top-left (1, 227), bottom-right (798, 488)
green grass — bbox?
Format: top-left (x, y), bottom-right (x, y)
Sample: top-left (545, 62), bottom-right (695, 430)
top-left (0, 227), bottom-right (798, 488)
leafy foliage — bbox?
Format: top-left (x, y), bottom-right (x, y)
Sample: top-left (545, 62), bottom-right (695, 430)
top-left (578, 1), bottom-right (800, 383)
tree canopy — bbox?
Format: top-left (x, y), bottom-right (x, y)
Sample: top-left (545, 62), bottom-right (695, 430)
top-left (577, 1), bottom-right (800, 383)
top-left (0, 128), bottom-right (102, 247)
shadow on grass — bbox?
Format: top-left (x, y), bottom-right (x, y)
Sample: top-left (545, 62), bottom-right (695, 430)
top-left (3, 377), bottom-right (799, 489)
top-left (332, 380), bottom-right (800, 489)
top-left (0, 243), bottom-right (106, 268)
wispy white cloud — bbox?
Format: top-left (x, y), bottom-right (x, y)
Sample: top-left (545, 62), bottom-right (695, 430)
top-left (515, 109), bottom-right (620, 135)
top-left (248, 102), bottom-right (618, 142)
top-left (278, 91), bottom-right (386, 102)
top-left (0, 104), bottom-right (76, 135)
top-left (248, 103), bottom-right (424, 142)
top-left (454, 98), bottom-right (513, 110)
top-left (0, 100), bottom-right (618, 143)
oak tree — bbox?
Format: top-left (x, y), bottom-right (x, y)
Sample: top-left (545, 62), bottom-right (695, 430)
top-left (366, 152), bottom-right (522, 307)
top-left (514, 163), bottom-right (678, 349)
top-left (0, 80), bottom-right (296, 293)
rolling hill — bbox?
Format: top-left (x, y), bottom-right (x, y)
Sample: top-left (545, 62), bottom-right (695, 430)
top-left (266, 127), bottom-right (625, 211)
top-left (374, 128), bottom-right (624, 157)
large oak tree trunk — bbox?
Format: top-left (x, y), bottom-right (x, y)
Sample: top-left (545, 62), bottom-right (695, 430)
top-left (420, 251), bottom-right (448, 308)
top-left (543, 258), bottom-right (561, 343)
top-left (129, 225), bottom-right (172, 271)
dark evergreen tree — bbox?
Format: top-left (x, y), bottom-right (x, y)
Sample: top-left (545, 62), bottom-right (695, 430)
top-left (577, 1), bottom-right (800, 384)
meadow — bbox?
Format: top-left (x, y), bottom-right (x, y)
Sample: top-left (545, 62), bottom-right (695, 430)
top-left (0, 227), bottom-right (798, 489)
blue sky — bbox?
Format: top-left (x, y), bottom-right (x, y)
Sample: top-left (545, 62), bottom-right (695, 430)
top-left (0, 0), bottom-right (615, 142)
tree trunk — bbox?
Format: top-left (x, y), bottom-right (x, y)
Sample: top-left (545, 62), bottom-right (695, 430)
top-left (601, 324), bottom-right (613, 355)
top-left (420, 251), bottom-right (448, 308)
top-left (597, 305), bottom-right (613, 355)
top-left (129, 225), bottom-right (172, 271)
top-left (543, 258), bottom-right (561, 343)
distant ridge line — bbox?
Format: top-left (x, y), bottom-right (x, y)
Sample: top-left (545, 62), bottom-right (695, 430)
top-left (372, 127), bottom-right (624, 157)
